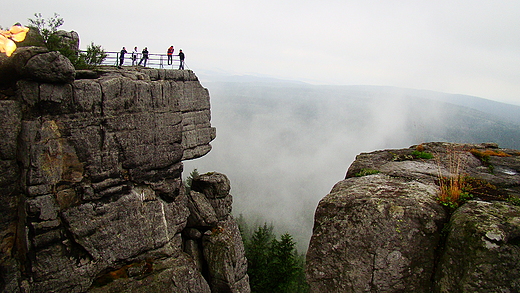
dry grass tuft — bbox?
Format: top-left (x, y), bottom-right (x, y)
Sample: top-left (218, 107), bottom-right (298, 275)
top-left (436, 146), bottom-right (470, 208)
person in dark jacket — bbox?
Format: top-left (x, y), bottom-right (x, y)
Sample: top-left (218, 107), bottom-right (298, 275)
top-left (178, 49), bottom-right (185, 70)
top-left (138, 47), bottom-right (149, 67)
top-left (118, 47), bottom-right (127, 68)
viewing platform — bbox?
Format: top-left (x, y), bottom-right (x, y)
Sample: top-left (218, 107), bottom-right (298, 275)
top-left (97, 50), bottom-right (186, 69)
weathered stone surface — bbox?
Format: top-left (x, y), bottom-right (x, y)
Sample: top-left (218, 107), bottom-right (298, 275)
top-left (203, 217), bottom-right (250, 293)
top-left (192, 172), bottom-right (231, 199)
top-left (208, 194), bottom-right (233, 221)
top-left (307, 142), bottom-right (520, 292)
top-left (88, 254), bottom-right (211, 293)
top-left (22, 51), bottom-right (75, 83)
top-left (434, 201), bottom-right (520, 292)
top-left (0, 50), bottom-right (244, 292)
top-left (0, 46), bottom-right (48, 85)
top-left (0, 100), bottom-right (21, 159)
top-left (184, 239), bottom-right (205, 271)
top-left (307, 174), bottom-right (446, 292)
top-left (185, 172), bottom-right (250, 292)
top-left (62, 191), bottom-right (188, 262)
top-left (54, 30), bottom-right (80, 52)
top-left (187, 190), bottom-right (219, 227)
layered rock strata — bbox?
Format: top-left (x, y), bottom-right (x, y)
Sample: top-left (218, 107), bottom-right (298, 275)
top-left (0, 47), bottom-right (248, 292)
top-left (307, 142), bottom-right (520, 292)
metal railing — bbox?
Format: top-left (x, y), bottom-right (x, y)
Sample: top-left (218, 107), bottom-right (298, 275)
top-left (92, 50), bottom-right (187, 69)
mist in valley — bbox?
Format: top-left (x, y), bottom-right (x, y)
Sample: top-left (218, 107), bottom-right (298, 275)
top-left (184, 79), bottom-right (520, 251)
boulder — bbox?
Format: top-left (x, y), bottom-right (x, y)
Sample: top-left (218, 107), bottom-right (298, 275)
top-left (307, 174), bottom-right (446, 292)
top-left (187, 190), bottom-right (219, 227)
top-left (54, 30), bottom-right (80, 52)
top-left (434, 201), bottom-right (520, 292)
top-left (307, 142), bottom-right (520, 292)
top-left (22, 51), bottom-right (75, 83)
top-left (191, 172), bottom-right (231, 199)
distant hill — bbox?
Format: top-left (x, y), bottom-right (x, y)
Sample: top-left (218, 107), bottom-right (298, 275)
top-left (186, 78), bottom-right (520, 251)
top-left (200, 80), bottom-right (520, 149)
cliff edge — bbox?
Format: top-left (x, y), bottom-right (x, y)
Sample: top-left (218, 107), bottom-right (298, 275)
top-left (0, 47), bottom-right (249, 292)
top-left (306, 142), bottom-right (520, 292)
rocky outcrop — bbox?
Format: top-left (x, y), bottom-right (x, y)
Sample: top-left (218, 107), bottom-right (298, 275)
top-left (0, 47), bottom-right (249, 292)
top-left (307, 142), bottom-right (520, 292)
top-left (0, 46), bottom-right (75, 84)
top-left (185, 173), bottom-right (249, 293)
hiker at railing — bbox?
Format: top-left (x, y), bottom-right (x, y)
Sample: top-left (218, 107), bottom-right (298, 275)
top-left (138, 47), bottom-right (149, 67)
top-left (167, 46), bottom-right (174, 65)
top-left (118, 47), bottom-right (127, 68)
top-left (178, 49), bottom-right (185, 70)
top-left (131, 46), bottom-right (138, 66)
top-left (101, 49), bottom-right (188, 69)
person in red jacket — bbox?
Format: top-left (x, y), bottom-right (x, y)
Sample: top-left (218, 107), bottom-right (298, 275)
top-left (167, 46), bottom-right (174, 65)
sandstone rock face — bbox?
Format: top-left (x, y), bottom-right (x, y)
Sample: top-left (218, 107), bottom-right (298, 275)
top-left (54, 30), bottom-right (80, 53)
top-left (307, 142), bottom-right (520, 292)
top-left (435, 201), bottom-right (520, 292)
top-left (187, 173), bottom-right (250, 293)
top-left (0, 54), bottom-right (247, 292)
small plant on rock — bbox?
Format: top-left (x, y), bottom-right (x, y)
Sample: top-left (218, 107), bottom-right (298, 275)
top-left (437, 175), bottom-right (474, 209)
top-left (412, 150), bottom-right (434, 160)
top-left (507, 196), bottom-right (520, 206)
top-left (354, 168), bottom-right (380, 177)
top-left (436, 146), bottom-right (470, 209)
top-left (184, 168), bottom-right (200, 195)
top-left (81, 42), bottom-right (107, 67)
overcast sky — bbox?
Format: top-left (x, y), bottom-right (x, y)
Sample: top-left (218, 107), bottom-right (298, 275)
top-left (5, 0), bottom-right (520, 105)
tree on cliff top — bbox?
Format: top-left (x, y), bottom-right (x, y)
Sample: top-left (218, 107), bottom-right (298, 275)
top-left (24, 12), bottom-right (106, 69)
top-left (27, 13), bottom-right (63, 45)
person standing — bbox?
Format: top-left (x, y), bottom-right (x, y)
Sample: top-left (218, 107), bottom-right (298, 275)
top-left (118, 47), bottom-right (127, 68)
top-left (167, 46), bottom-right (174, 65)
top-left (178, 49), bottom-right (185, 70)
top-left (138, 47), bottom-right (149, 67)
top-left (131, 46), bottom-right (138, 66)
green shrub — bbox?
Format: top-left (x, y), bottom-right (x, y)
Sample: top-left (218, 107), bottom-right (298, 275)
top-left (507, 196), bottom-right (520, 206)
top-left (69, 42), bottom-right (108, 69)
top-left (411, 150), bottom-right (434, 159)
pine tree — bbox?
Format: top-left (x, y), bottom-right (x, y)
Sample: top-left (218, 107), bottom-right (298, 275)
top-left (184, 168), bottom-right (200, 195)
top-left (246, 223), bottom-right (275, 292)
top-left (268, 233), bottom-right (299, 292)
top-left (242, 222), bottom-right (309, 293)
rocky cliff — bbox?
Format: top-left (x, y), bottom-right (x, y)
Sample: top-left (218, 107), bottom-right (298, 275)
top-left (0, 47), bottom-right (249, 292)
top-left (306, 142), bottom-right (520, 292)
